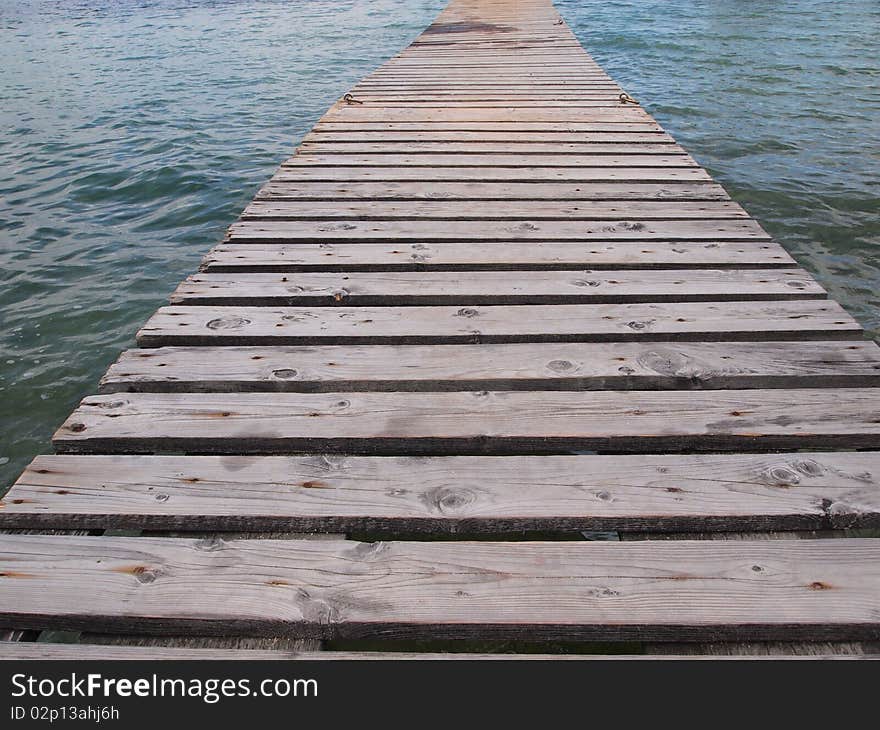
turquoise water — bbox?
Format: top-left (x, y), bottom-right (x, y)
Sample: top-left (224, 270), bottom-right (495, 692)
top-left (1, 0), bottom-right (878, 489)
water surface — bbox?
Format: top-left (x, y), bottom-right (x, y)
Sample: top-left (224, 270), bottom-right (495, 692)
top-left (1, 0), bottom-right (877, 488)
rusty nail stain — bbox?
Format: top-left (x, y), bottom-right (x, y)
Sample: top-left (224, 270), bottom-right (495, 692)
top-left (808, 581), bottom-right (832, 590)
top-left (300, 480), bottom-right (330, 489)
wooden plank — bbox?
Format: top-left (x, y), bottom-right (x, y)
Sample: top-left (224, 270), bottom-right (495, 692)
top-left (334, 104), bottom-right (636, 110)
top-left (242, 200), bottom-right (746, 220)
top-left (270, 166), bottom-right (714, 182)
top-left (311, 122), bottom-right (664, 132)
top-left (2, 535), bottom-right (880, 641)
top-left (256, 181), bottom-right (729, 201)
top-left (336, 101), bottom-right (633, 108)
top-left (302, 131), bottom-right (674, 143)
top-left (281, 153), bottom-right (694, 167)
top-left (320, 108), bottom-right (653, 122)
top-left (98, 341), bottom-right (880, 393)
top-left (376, 59), bottom-right (606, 65)
top-left (226, 219), bottom-right (769, 243)
top-left (135, 301), bottom-right (862, 347)
top-left (379, 58), bottom-right (604, 64)
top-left (6, 452), bottom-right (880, 532)
top-left (362, 75), bottom-right (616, 82)
top-left (52, 388), bottom-right (880, 455)
top-left (168, 269), bottom-right (824, 306)
top-left (20, 643), bottom-right (862, 660)
top-left (297, 142), bottom-right (681, 154)
top-left (350, 88), bottom-right (626, 94)
top-left (620, 530), bottom-right (875, 656)
top-left (202, 242), bottom-right (791, 272)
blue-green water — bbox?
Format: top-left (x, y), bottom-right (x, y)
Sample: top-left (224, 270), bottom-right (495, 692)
top-left (1, 0), bottom-right (878, 489)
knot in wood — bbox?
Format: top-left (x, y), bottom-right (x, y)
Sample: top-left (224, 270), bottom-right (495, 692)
top-left (793, 458), bottom-right (825, 477)
top-left (625, 320), bottom-right (651, 331)
top-left (760, 464), bottom-right (801, 487)
top-left (206, 316), bottom-right (251, 330)
top-left (546, 359), bottom-right (574, 373)
top-left (272, 368), bottom-right (298, 380)
top-left (423, 486), bottom-right (478, 514)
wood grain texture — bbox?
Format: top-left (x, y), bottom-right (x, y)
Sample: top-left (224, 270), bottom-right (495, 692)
top-left (280, 153), bottom-right (693, 167)
top-left (52, 388), bottom-right (880, 455)
top-left (6, 452), bottom-right (880, 532)
top-left (202, 241), bottom-right (794, 271)
top-left (311, 122), bottom-right (664, 132)
top-left (302, 131), bottom-right (668, 142)
top-left (226, 219), bottom-right (769, 243)
top-left (269, 166), bottom-right (713, 182)
top-left (1, 642), bottom-right (874, 660)
top-left (135, 301), bottom-right (862, 347)
top-left (99, 341), bottom-right (880, 393)
top-left (4, 0), bottom-right (878, 655)
top-left (256, 180), bottom-right (728, 201)
top-left (2, 535), bottom-right (880, 640)
top-left (241, 200), bottom-right (746, 220)
top-left (169, 269), bottom-right (823, 306)
top-left (319, 108), bottom-right (652, 123)
top-left (296, 142), bottom-right (682, 154)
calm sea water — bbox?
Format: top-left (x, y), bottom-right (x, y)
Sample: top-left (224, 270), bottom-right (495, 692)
top-left (1, 0), bottom-right (877, 489)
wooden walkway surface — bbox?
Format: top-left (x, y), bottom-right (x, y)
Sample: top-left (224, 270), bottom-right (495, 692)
top-left (3, 0), bottom-right (880, 659)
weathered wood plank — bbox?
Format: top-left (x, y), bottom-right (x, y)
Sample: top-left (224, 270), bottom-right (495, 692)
top-left (281, 153), bottom-right (693, 167)
top-left (350, 85), bottom-right (626, 92)
top-left (52, 388), bottom-right (880, 455)
top-left (297, 142), bottom-right (681, 154)
top-left (335, 101), bottom-right (631, 108)
top-left (302, 132), bottom-right (673, 144)
top-left (2, 535), bottom-right (880, 641)
top-left (6, 452), bottom-right (880, 532)
top-left (18, 643), bottom-right (853, 660)
top-left (135, 301), bottom-right (862, 347)
top-left (270, 166), bottom-right (714, 182)
top-left (242, 200), bottom-right (746, 220)
top-left (321, 108), bottom-right (653, 122)
top-left (621, 529), bottom-right (874, 656)
top-left (226, 219), bottom-right (769, 243)
top-left (98, 341), bottom-right (880, 393)
top-left (256, 180), bottom-right (729, 201)
top-left (202, 241), bottom-right (792, 272)
top-left (312, 122), bottom-right (664, 132)
top-left (168, 269), bottom-right (824, 306)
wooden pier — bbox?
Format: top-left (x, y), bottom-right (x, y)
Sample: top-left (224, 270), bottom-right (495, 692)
top-left (2, 0), bottom-right (880, 659)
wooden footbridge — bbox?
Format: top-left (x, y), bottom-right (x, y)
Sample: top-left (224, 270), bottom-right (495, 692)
top-left (3, 0), bottom-right (880, 659)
